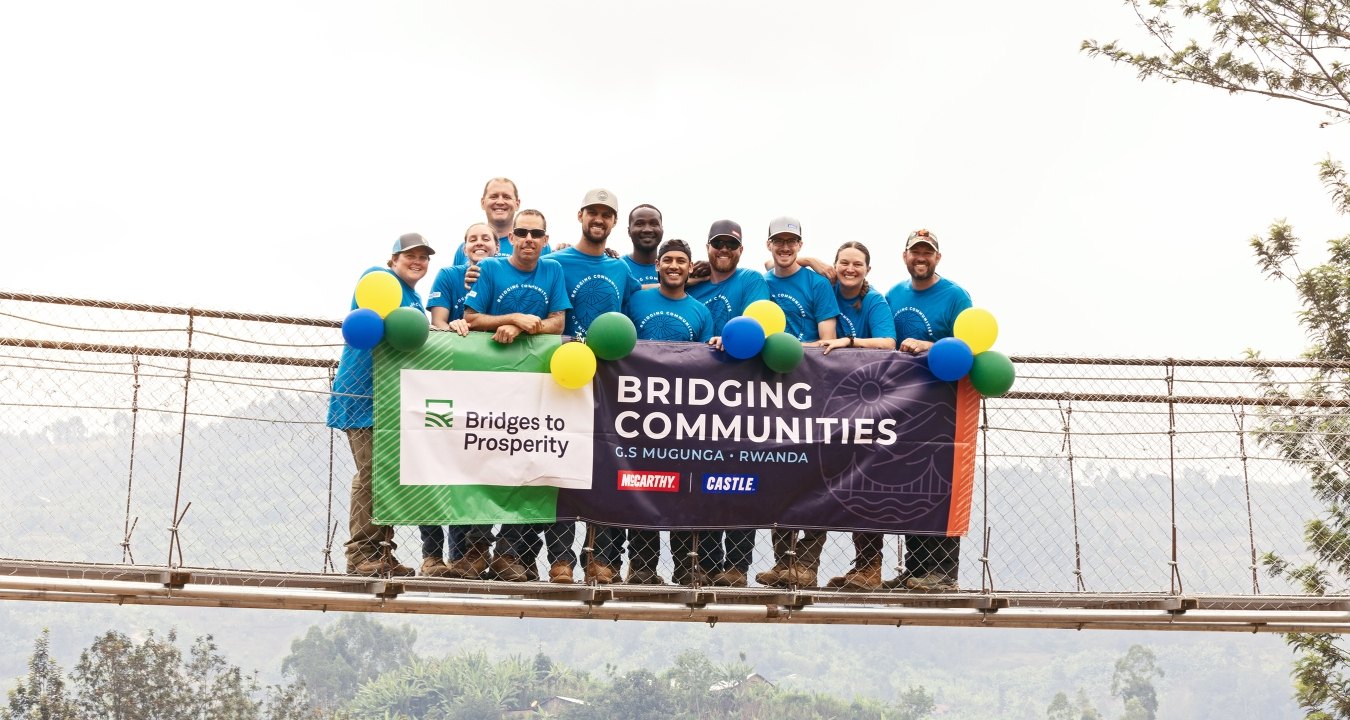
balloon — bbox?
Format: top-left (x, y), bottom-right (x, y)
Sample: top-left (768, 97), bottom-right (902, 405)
top-left (354, 271), bottom-right (401, 318)
top-left (341, 308), bottom-right (384, 350)
top-left (927, 337), bottom-right (974, 381)
top-left (384, 307), bottom-right (429, 352)
top-left (954, 308), bottom-right (999, 355)
top-left (762, 332), bottom-right (804, 373)
top-left (721, 316), bottom-right (767, 359)
top-left (587, 311), bottom-right (637, 361)
top-left (550, 341), bottom-right (597, 389)
top-left (970, 350), bottom-right (1016, 397)
top-left (743, 299), bottom-right (787, 336)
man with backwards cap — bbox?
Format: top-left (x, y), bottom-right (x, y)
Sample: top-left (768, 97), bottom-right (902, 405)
top-left (546, 189), bottom-right (642, 584)
top-left (885, 228), bottom-right (972, 592)
top-left (328, 233), bottom-right (435, 577)
top-left (758, 216), bottom-right (839, 589)
top-left (680, 219), bottom-right (771, 587)
top-left (613, 238), bottom-right (715, 584)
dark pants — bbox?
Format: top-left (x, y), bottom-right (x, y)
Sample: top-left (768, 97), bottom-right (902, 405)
top-left (626, 529), bottom-right (661, 570)
top-left (853, 532), bottom-right (884, 563)
top-left (906, 535), bottom-right (959, 578)
top-left (419, 524), bottom-right (495, 559)
top-left (669, 531), bottom-right (721, 573)
top-left (720, 529), bottom-right (755, 572)
top-left (592, 524), bottom-right (626, 567)
top-left (498, 522), bottom-right (576, 566)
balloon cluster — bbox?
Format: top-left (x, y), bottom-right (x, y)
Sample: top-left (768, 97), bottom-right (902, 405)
top-left (721, 300), bottom-right (804, 373)
top-left (926, 308), bottom-right (1015, 397)
top-left (340, 272), bottom-right (429, 353)
top-left (550, 312), bottom-right (636, 389)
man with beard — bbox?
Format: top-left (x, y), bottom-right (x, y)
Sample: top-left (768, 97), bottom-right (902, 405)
top-left (680, 220), bottom-right (771, 587)
top-left (623, 204), bottom-right (663, 287)
top-left (547, 189), bottom-right (642, 584)
top-left (885, 228), bottom-right (972, 592)
top-left (450, 177), bottom-right (554, 265)
top-left (420, 222), bottom-right (499, 579)
top-left (612, 238), bottom-right (713, 584)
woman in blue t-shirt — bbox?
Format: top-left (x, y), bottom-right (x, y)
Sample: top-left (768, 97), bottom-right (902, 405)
top-left (327, 233), bottom-right (433, 577)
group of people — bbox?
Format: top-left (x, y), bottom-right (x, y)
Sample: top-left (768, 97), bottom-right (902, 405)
top-left (327, 177), bottom-right (973, 593)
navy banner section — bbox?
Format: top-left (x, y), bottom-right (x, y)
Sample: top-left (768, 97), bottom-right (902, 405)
top-left (555, 341), bottom-right (978, 536)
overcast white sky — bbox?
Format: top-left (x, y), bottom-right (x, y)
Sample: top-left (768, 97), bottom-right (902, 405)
top-left (1, 1), bottom-right (1341, 359)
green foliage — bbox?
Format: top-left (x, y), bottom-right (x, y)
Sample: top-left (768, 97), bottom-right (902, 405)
top-left (281, 615), bottom-right (417, 712)
top-left (343, 650), bottom-right (581, 720)
top-left (3, 629), bottom-right (77, 720)
top-left (1083, 1), bottom-right (1350, 119)
top-left (1110, 645), bottom-right (1163, 720)
top-left (1048, 691), bottom-right (1074, 720)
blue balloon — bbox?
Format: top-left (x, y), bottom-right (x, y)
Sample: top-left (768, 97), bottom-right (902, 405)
top-left (927, 337), bottom-right (974, 381)
top-left (721, 316), bottom-right (767, 359)
top-left (342, 308), bottom-right (385, 350)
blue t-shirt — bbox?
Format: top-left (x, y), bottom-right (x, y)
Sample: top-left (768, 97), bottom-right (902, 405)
top-left (686, 268), bottom-right (771, 335)
top-left (327, 267), bottom-right (426, 430)
top-left (426, 264), bottom-right (470, 321)
top-left (885, 277), bottom-right (973, 343)
top-left (764, 268), bottom-right (838, 342)
top-left (549, 246), bottom-right (642, 338)
top-left (451, 234), bottom-right (552, 267)
top-left (622, 255), bottom-right (659, 286)
top-left (835, 284), bottom-right (897, 342)
top-left (464, 257), bottom-right (570, 318)
top-left (627, 289), bottom-right (715, 343)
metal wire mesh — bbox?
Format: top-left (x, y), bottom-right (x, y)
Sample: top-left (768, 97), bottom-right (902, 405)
top-left (0, 292), bottom-right (1343, 611)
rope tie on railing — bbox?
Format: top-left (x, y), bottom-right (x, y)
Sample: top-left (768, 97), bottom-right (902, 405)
top-left (1234, 405), bottom-right (1261, 594)
top-left (166, 311), bottom-right (195, 569)
top-left (121, 353), bottom-right (141, 564)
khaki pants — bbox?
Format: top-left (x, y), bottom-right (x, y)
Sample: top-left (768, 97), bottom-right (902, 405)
top-left (342, 428), bottom-right (395, 568)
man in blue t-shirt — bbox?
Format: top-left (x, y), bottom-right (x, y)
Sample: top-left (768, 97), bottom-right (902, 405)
top-left (449, 177), bottom-right (555, 265)
top-left (616, 239), bottom-right (714, 586)
top-left (621, 204), bottom-right (663, 287)
top-left (542, 189), bottom-right (641, 585)
top-left (885, 228), bottom-right (973, 592)
top-left (687, 219), bottom-right (771, 346)
top-left (758, 216), bottom-right (838, 589)
top-left (464, 210), bottom-right (569, 344)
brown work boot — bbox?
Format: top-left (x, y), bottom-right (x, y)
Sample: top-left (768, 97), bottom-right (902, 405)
top-left (420, 556), bottom-right (452, 578)
top-left (383, 556), bottom-right (415, 577)
top-left (776, 564), bottom-right (818, 588)
top-left (755, 564), bottom-right (788, 586)
top-left (445, 542), bottom-right (492, 579)
top-left (348, 557), bottom-right (387, 577)
top-left (672, 566), bottom-right (710, 586)
top-left (625, 567), bottom-right (666, 585)
top-left (549, 560), bottom-right (574, 584)
top-left (829, 557), bottom-right (883, 592)
top-left (710, 567), bottom-right (748, 587)
top-left (905, 574), bottom-right (958, 592)
top-left (490, 554), bottom-right (529, 582)
top-left (584, 561), bottom-right (618, 584)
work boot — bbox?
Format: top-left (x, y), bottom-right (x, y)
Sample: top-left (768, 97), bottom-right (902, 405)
top-left (420, 556), bottom-right (452, 578)
top-left (445, 542), bottom-right (492, 579)
top-left (828, 557), bottom-right (883, 592)
top-left (672, 566), bottom-right (710, 586)
top-left (755, 564), bottom-right (788, 586)
top-left (710, 567), bottom-right (748, 587)
top-left (348, 557), bottom-right (388, 577)
top-left (905, 573), bottom-right (958, 592)
top-left (383, 556), bottom-right (415, 577)
top-left (549, 560), bottom-right (574, 584)
top-left (777, 564), bottom-right (818, 588)
top-left (490, 554), bottom-right (529, 582)
top-left (584, 561), bottom-right (618, 584)
top-left (625, 567), bottom-right (666, 585)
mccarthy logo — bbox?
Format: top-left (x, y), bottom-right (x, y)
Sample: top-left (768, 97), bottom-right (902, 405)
top-left (617, 470), bottom-right (680, 492)
top-left (424, 399), bottom-right (454, 428)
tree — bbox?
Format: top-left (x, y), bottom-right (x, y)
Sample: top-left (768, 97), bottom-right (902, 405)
top-left (4, 629), bottom-right (77, 720)
top-left (1083, 1), bottom-right (1350, 121)
top-left (280, 615), bottom-right (416, 712)
top-left (1110, 645), bottom-right (1164, 720)
top-left (1048, 692), bottom-right (1074, 720)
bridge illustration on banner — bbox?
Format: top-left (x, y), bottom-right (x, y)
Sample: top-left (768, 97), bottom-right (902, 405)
top-left (1, 290), bottom-right (1348, 634)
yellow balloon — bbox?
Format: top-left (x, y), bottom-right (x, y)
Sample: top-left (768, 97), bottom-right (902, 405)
top-left (550, 342), bottom-right (597, 389)
top-left (743, 299), bottom-right (787, 336)
top-left (354, 271), bottom-right (401, 318)
top-left (954, 307), bottom-right (998, 355)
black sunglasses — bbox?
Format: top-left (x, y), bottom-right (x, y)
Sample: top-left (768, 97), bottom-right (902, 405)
top-left (709, 237), bottom-right (741, 250)
top-left (512, 228), bottom-right (546, 239)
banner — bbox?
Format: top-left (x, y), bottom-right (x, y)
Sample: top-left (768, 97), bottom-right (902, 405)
top-left (373, 333), bottom-right (979, 535)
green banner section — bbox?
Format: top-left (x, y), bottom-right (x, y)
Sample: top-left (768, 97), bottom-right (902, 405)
top-left (372, 331), bottom-right (564, 525)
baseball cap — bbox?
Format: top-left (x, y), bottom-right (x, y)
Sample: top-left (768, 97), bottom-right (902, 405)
top-left (580, 188), bottom-right (619, 213)
top-left (391, 232), bottom-right (436, 255)
top-left (905, 229), bottom-right (939, 251)
top-left (707, 219), bottom-right (743, 243)
top-left (767, 216), bottom-right (803, 239)
top-left (658, 238), bottom-right (693, 259)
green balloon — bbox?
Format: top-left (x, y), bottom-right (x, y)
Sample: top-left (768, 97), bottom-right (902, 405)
top-left (587, 311), bottom-right (637, 360)
top-left (969, 350), bottom-right (1016, 397)
top-left (762, 332), bottom-right (803, 373)
top-left (384, 307), bottom-right (429, 352)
